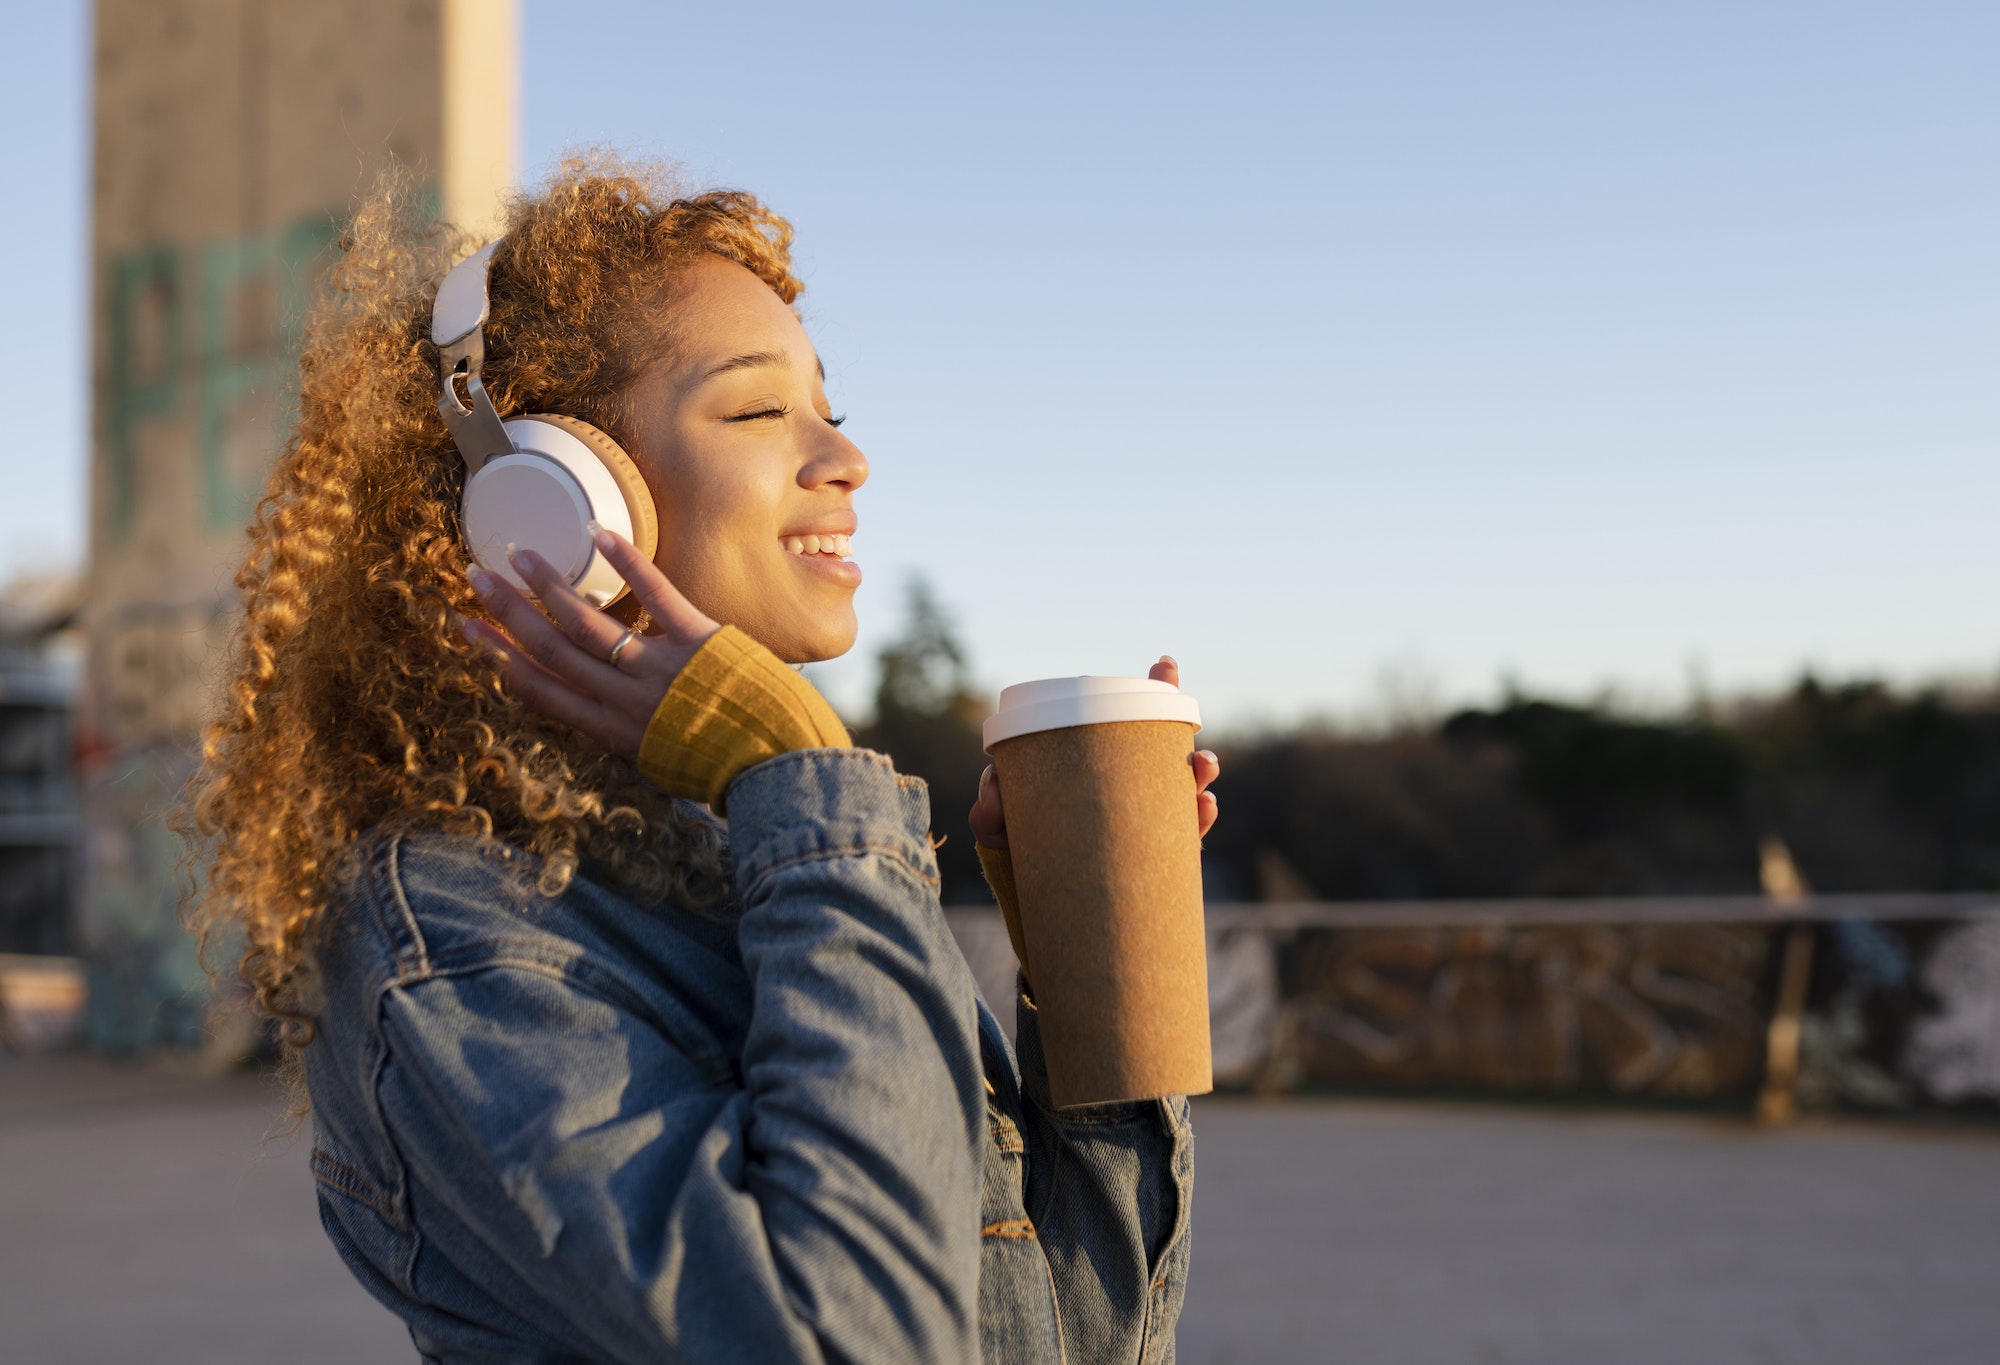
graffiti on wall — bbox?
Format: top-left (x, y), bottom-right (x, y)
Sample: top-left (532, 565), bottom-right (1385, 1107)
top-left (1899, 919), bottom-right (2000, 1103)
top-left (946, 907), bottom-right (2000, 1111)
top-left (77, 743), bottom-right (208, 1052)
top-left (102, 213), bottom-right (341, 540)
top-left (1245, 924), bottom-right (1772, 1097)
top-left (85, 213), bottom-right (340, 1051)
top-left (94, 598), bottom-right (235, 749)
top-left (1196, 910), bottom-right (2000, 1110)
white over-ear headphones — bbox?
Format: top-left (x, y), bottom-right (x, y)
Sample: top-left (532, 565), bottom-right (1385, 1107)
top-left (432, 241), bottom-right (660, 607)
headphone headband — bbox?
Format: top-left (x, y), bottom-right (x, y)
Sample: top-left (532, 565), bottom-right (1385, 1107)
top-left (432, 241), bottom-right (499, 348)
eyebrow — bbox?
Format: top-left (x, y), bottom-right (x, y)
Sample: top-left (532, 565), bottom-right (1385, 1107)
top-left (699, 349), bottom-right (827, 383)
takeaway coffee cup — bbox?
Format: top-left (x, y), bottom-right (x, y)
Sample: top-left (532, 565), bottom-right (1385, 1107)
top-left (983, 676), bottom-right (1213, 1108)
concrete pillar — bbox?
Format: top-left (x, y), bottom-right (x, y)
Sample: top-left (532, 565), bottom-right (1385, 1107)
top-left (81, 0), bottom-right (517, 1051)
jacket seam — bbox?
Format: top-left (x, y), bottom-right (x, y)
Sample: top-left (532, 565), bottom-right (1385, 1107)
top-left (736, 839), bottom-right (942, 896)
top-left (373, 832), bottom-right (432, 981)
top-left (389, 955), bottom-right (736, 1083)
top-left (310, 1147), bottom-right (402, 1224)
top-left (373, 830), bottom-right (738, 1079)
top-left (728, 745), bottom-right (907, 793)
top-left (1134, 1096), bottom-right (1194, 1364)
top-left (988, 1113), bottom-right (1025, 1155)
top-left (1042, 1253), bottom-right (1071, 1364)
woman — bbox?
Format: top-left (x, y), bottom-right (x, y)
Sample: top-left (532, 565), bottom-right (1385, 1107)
top-left (188, 156), bottom-right (1219, 1363)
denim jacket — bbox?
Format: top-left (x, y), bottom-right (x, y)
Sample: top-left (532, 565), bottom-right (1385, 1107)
top-left (303, 748), bottom-right (1194, 1363)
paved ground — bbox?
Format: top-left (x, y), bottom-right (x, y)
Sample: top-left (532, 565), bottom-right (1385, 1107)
top-left (0, 1055), bottom-right (408, 1364)
top-left (4, 1053), bottom-right (1997, 1364)
top-left (1180, 1100), bottom-right (2000, 1364)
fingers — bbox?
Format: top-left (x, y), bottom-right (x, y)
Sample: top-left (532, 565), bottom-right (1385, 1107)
top-left (462, 538), bottom-right (706, 766)
top-left (1190, 748), bottom-right (1220, 839)
top-left (507, 547), bottom-right (635, 664)
top-left (588, 527), bottom-right (718, 643)
top-left (968, 765), bottom-right (1009, 851)
top-left (1190, 748), bottom-right (1219, 793)
top-left (459, 617), bottom-right (628, 752)
top-left (468, 562), bottom-right (616, 686)
top-left (1152, 657), bottom-right (1217, 831)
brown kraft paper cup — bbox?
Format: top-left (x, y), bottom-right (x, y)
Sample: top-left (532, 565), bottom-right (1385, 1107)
top-left (986, 679), bottom-right (1212, 1108)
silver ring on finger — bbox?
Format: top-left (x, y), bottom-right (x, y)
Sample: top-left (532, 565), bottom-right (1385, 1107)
top-left (606, 628), bottom-right (638, 668)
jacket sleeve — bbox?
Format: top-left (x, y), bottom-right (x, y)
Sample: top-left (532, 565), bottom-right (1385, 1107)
top-left (1013, 990), bottom-right (1195, 1365)
top-left (371, 750), bottom-right (987, 1365)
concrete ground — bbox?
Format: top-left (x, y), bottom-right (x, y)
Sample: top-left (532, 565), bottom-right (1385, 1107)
top-left (3, 1054), bottom-right (1997, 1364)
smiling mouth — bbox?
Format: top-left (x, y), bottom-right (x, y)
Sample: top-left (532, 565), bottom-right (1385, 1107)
top-left (782, 534), bottom-right (853, 560)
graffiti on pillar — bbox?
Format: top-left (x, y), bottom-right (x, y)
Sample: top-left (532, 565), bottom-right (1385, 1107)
top-left (102, 213), bottom-right (342, 540)
top-left (80, 602), bottom-right (238, 1051)
top-left (93, 598), bottom-right (235, 748)
top-left (85, 213), bottom-right (341, 1051)
top-left (77, 741), bottom-right (209, 1052)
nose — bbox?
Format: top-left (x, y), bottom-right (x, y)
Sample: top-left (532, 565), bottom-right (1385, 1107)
top-left (800, 421), bottom-right (869, 494)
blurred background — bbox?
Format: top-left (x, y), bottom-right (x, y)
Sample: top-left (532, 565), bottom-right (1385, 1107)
top-left (2, 2), bottom-right (1997, 1362)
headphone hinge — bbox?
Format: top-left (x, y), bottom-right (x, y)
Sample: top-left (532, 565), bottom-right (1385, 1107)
top-left (438, 337), bottom-right (513, 474)
top-left (433, 241), bottom-right (514, 474)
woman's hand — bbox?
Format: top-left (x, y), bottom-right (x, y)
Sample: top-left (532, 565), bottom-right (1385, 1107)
top-left (460, 529), bottom-right (720, 761)
top-left (967, 655), bottom-right (1220, 851)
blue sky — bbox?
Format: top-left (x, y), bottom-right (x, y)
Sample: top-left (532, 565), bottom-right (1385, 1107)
top-left (6, 2), bottom-right (1997, 730)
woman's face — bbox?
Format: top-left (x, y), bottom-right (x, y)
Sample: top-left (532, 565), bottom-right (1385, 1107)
top-left (622, 256), bottom-right (868, 664)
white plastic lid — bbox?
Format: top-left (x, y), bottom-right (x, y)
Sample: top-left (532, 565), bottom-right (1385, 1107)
top-left (982, 675), bottom-right (1202, 752)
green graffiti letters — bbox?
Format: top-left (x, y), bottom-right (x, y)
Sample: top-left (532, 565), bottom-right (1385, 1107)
top-left (103, 213), bottom-right (342, 539)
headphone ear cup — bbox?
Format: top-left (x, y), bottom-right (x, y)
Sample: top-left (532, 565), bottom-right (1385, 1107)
top-left (519, 413), bottom-right (660, 565)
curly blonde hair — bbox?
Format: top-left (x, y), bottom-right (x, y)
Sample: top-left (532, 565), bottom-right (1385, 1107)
top-left (185, 154), bottom-right (804, 1043)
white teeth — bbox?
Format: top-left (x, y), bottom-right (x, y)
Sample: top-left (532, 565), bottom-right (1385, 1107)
top-left (784, 533), bottom-right (855, 558)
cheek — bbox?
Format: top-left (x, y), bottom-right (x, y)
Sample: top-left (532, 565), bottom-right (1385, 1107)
top-left (650, 452), bottom-right (761, 559)
top-left (649, 463), bottom-right (789, 606)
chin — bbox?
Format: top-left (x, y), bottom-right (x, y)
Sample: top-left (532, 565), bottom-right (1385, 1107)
top-left (768, 610), bottom-right (858, 666)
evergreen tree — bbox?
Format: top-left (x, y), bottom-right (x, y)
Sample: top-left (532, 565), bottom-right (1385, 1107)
top-left (853, 579), bottom-right (992, 903)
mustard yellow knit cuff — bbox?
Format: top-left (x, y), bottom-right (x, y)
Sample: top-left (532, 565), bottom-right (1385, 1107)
top-left (636, 624), bottom-right (852, 813)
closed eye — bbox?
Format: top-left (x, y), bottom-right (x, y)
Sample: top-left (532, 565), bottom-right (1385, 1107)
top-left (724, 404), bottom-right (790, 423)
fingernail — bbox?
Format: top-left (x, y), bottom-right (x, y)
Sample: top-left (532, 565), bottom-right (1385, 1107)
top-left (467, 565), bottom-right (494, 596)
top-left (458, 618), bottom-right (479, 645)
top-left (507, 546), bottom-right (533, 575)
top-left (1199, 749), bottom-right (1218, 765)
top-left (1158, 654), bottom-right (1177, 668)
